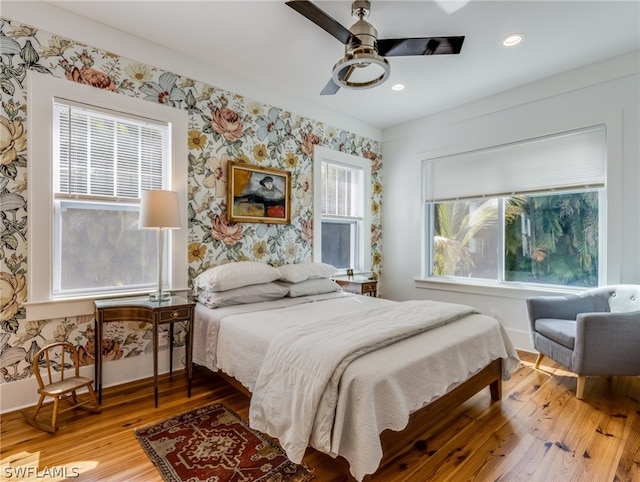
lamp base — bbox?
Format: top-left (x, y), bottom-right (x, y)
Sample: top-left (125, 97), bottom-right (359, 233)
top-left (148, 291), bottom-right (172, 302)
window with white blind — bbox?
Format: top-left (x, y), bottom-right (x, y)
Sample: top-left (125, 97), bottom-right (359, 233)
top-left (27, 72), bottom-right (188, 319)
top-left (423, 125), bottom-right (606, 288)
top-left (313, 146), bottom-right (371, 273)
top-left (52, 100), bottom-right (169, 296)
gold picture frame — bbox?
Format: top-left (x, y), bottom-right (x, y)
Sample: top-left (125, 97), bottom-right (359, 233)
top-left (227, 162), bottom-right (291, 224)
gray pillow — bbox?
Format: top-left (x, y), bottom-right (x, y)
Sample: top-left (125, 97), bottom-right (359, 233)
top-left (277, 262), bottom-right (338, 283)
top-left (195, 282), bottom-right (289, 308)
top-left (278, 278), bottom-right (342, 298)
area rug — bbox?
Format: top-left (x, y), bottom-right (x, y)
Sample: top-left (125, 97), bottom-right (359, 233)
top-left (134, 403), bottom-right (314, 482)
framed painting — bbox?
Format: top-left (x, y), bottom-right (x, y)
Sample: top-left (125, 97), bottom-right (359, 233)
top-left (227, 162), bottom-right (291, 224)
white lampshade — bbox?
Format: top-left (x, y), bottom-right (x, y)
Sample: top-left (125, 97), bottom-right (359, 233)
top-left (139, 189), bottom-right (181, 301)
top-left (139, 190), bottom-right (181, 229)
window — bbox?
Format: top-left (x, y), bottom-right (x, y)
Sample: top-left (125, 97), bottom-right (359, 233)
top-left (52, 100), bottom-right (168, 296)
top-left (424, 125), bottom-right (606, 288)
top-left (313, 146), bottom-right (371, 273)
top-left (27, 72), bottom-right (188, 319)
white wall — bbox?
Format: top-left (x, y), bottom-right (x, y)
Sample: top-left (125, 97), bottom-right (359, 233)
top-left (381, 52), bottom-right (640, 351)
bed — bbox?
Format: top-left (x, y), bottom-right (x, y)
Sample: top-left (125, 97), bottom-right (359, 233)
top-left (191, 262), bottom-right (520, 481)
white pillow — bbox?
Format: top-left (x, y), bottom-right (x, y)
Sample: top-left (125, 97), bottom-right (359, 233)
top-left (195, 282), bottom-right (289, 308)
top-left (277, 262), bottom-right (338, 283)
top-left (279, 278), bottom-right (342, 298)
top-left (193, 261), bottom-right (281, 292)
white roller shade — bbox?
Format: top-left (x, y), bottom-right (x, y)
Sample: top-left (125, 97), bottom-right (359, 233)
top-left (424, 125), bottom-right (606, 202)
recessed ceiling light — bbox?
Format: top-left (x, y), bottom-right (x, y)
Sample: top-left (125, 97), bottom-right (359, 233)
top-left (391, 83), bottom-right (405, 91)
top-left (502, 34), bottom-right (524, 47)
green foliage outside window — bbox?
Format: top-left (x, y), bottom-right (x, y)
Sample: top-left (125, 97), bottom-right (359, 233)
top-left (432, 191), bottom-right (599, 287)
top-left (504, 192), bottom-right (598, 286)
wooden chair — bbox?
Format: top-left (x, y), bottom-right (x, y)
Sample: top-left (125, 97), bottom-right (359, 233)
top-left (22, 342), bottom-right (101, 432)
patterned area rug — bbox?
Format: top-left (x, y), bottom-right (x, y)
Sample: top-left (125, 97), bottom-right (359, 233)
top-left (135, 403), bottom-right (314, 482)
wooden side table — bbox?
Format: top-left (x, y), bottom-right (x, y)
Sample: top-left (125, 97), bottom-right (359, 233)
top-left (94, 295), bottom-right (195, 408)
top-left (333, 277), bottom-right (378, 297)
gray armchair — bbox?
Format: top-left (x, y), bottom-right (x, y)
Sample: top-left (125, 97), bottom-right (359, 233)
top-left (526, 285), bottom-right (640, 399)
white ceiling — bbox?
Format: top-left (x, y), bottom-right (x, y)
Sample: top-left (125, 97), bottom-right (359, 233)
top-left (45, 0), bottom-right (640, 130)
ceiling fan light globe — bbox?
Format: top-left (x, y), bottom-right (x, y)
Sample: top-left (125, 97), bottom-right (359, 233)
top-left (332, 52), bottom-right (390, 90)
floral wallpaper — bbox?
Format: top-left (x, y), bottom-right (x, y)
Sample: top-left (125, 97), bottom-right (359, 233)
top-left (0, 18), bottom-right (382, 386)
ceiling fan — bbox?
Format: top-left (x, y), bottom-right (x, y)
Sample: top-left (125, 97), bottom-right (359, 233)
top-left (286, 0), bottom-right (465, 95)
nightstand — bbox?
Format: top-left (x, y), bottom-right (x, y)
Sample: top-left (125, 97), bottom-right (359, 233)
top-left (334, 277), bottom-right (378, 297)
top-left (94, 295), bottom-right (195, 408)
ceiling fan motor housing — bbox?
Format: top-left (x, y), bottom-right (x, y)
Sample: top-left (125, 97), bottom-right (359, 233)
top-left (348, 18), bottom-right (378, 60)
top-left (348, 0), bottom-right (379, 61)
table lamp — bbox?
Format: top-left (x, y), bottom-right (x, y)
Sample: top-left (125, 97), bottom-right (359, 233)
top-left (139, 189), bottom-right (181, 301)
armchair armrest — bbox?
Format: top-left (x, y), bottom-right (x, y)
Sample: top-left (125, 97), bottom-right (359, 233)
top-left (573, 311), bottom-right (640, 375)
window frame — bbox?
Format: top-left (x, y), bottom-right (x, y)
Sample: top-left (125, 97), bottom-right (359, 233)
top-left (424, 190), bottom-right (605, 288)
top-left (26, 71), bottom-right (188, 321)
top-left (313, 146), bottom-right (371, 274)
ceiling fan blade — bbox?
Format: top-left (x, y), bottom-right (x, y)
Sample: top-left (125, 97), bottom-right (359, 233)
top-left (286, 0), bottom-right (359, 46)
top-left (320, 65), bottom-right (356, 95)
top-left (320, 79), bottom-right (340, 96)
top-left (377, 36), bottom-right (465, 57)
top-left (319, 64), bottom-right (355, 95)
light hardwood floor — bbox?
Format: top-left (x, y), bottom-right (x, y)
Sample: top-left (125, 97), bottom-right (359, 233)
top-left (1, 351), bottom-right (639, 481)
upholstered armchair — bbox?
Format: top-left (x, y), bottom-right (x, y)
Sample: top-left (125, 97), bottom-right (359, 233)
top-left (526, 285), bottom-right (640, 399)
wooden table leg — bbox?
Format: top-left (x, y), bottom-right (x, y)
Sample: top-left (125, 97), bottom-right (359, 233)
top-left (169, 324), bottom-right (174, 377)
top-left (187, 319), bottom-right (193, 398)
top-left (153, 320), bottom-right (158, 408)
top-left (95, 315), bottom-right (103, 404)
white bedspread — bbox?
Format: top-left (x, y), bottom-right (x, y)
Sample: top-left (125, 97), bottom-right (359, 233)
top-left (192, 294), bottom-right (520, 481)
top-left (192, 292), bottom-right (358, 379)
top-left (249, 300), bottom-right (478, 464)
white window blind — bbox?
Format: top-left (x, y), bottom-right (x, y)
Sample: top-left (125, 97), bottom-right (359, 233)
top-left (321, 161), bottom-right (363, 217)
top-left (423, 125), bottom-right (606, 202)
top-left (53, 99), bottom-right (168, 199)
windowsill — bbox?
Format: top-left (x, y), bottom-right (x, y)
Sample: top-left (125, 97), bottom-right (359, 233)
top-left (25, 287), bottom-right (190, 321)
top-left (414, 277), bottom-right (586, 299)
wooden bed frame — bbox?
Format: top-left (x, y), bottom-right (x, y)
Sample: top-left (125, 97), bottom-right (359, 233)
top-left (219, 357), bottom-right (503, 478)
top-left (377, 357), bottom-right (502, 467)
